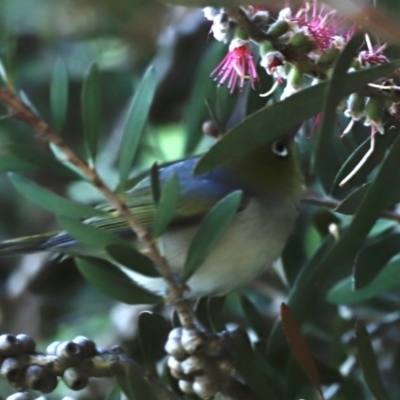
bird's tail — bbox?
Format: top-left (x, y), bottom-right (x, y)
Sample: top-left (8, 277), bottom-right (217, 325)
top-left (0, 232), bottom-right (59, 258)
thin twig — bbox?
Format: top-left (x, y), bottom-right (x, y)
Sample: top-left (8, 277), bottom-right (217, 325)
top-left (301, 191), bottom-right (400, 223)
top-left (0, 88), bottom-right (195, 329)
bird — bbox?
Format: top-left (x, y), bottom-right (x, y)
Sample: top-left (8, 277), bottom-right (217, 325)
top-left (0, 136), bottom-right (303, 299)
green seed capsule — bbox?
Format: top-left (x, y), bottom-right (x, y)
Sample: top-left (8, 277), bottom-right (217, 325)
top-left (346, 93), bottom-right (366, 120)
top-left (259, 40), bottom-right (275, 57)
top-left (319, 47), bottom-right (340, 64)
top-left (289, 31), bottom-right (314, 52)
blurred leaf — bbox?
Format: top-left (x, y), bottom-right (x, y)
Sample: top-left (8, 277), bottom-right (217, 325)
top-left (150, 162), bottom-right (161, 205)
top-left (58, 216), bottom-right (129, 248)
top-left (183, 190), bottom-right (242, 281)
top-left (76, 257), bottom-right (162, 305)
top-left (195, 59), bottom-right (400, 175)
top-left (138, 312), bottom-right (169, 375)
top-left (353, 233), bottom-right (400, 289)
top-left (269, 134), bottom-right (400, 350)
top-left (154, 174), bottom-right (180, 237)
top-left (240, 294), bottom-right (266, 340)
top-left (184, 41), bottom-right (227, 153)
top-left (280, 303), bottom-right (323, 400)
top-left (327, 257), bottom-right (400, 304)
top-left (0, 153), bottom-right (35, 172)
top-left (106, 244), bottom-right (160, 277)
top-left (106, 386), bottom-right (121, 400)
top-left (8, 173), bottom-right (106, 218)
top-left (82, 62), bottom-right (101, 162)
top-left (207, 296), bottom-right (226, 332)
top-left (119, 65), bottom-right (156, 192)
top-left (355, 320), bottom-right (392, 400)
top-left (230, 328), bottom-right (277, 400)
top-left (313, 33), bottom-right (364, 176)
top-left (50, 58), bottom-right (68, 131)
top-left (4, 143), bottom-right (80, 179)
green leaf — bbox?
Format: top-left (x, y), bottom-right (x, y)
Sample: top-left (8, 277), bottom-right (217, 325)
top-left (138, 312), bottom-right (169, 375)
top-left (313, 33), bottom-right (364, 175)
top-left (76, 257), bottom-right (162, 305)
top-left (0, 153), bottom-right (35, 172)
top-left (106, 244), bottom-right (160, 277)
top-left (119, 65), bottom-right (156, 191)
top-left (82, 62), bottom-right (101, 162)
top-left (240, 294), bottom-right (266, 340)
top-left (355, 320), bottom-right (392, 400)
top-left (106, 386), bottom-right (121, 400)
top-left (195, 59), bottom-right (400, 175)
top-left (183, 190), bottom-right (242, 281)
top-left (353, 233), bottom-right (400, 289)
top-left (8, 173), bottom-right (106, 218)
top-left (269, 132), bottom-right (400, 350)
top-left (184, 41), bottom-right (227, 153)
top-left (280, 303), bottom-right (323, 400)
top-left (50, 58), bottom-right (68, 131)
top-left (150, 162), bottom-right (161, 205)
top-left (0, 143), bottom-right (81, 179)
top-left (153, 174), bottom-right (180, 237)
top-left (327, 258), bottom-right (400, 304)
top-left (58, 216), bottom-right (129, 248)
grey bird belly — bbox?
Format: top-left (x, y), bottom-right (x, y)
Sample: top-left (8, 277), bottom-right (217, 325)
top-left (118, 197), bottom-right (297, 298)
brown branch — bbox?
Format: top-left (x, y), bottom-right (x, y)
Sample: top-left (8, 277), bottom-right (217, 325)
top-left (0, 88), bottom-right (195, 330)
top-left (301, 192), bottom-right (400, 224)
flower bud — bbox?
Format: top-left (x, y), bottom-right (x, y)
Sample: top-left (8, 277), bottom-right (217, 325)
top-left (344, 93), bottom-right (366, 120)
top-left (72, 336), bottom-right (96, 357)
top-left (167, 356), bottom-right (185, 379)
top-left (364, 96), bottom-right (386, 133)
top-left (267, 20), bottom-right (290, 38)
top-left (165, 337), bottom-right (187, 361)
top-left (46, 341), bottom-right (62, 355)
top-left (16, 335), bottom-right (35, 354)
top-left (178, 379), bottom-right (194, 394)
top-left (318, 47), bottom-right (340, 64)
top-left (63, 367), bottom-right (88, 391)
top-left (289, 31), bottom-right (315, 52)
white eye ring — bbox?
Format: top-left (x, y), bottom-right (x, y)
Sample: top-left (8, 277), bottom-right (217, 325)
top-left (272, 140), bottom-right (289, 158)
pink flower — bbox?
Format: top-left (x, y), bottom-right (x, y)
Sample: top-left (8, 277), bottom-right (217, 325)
top-left (211, 39), bottom-right (258, 93)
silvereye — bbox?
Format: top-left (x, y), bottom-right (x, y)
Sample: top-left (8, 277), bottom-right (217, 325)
top-left (0, 136), bottom-right (303, 298)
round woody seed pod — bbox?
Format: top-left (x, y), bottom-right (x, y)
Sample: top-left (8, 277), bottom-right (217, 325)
top-left (167, 356), bottom-right (185, 379)
top-left (180, 356), bottom-right (206, 375)
top-left (24, 365), bottom-right (57, 393)
top-left (46, 341), bottom-right (62, 355)
top-left (202, 120), bottom-right (220, 138)
top-left (178, 379), bottom-right (194, 394)
top-left (1, 357), bottom-right (24, 383)
top-left (63, 367), bottom-right (88, 391)
top-left (56, 342), bottom-right (83, 360)
top-left (6, 392), bottom-right (32, 400)
top-left (0, 335), bottom-right (21, 357)
top-left (164, 337), bottom-right (187, 361)
top-left (181, 329), bottom-right (204, 354)
top-left (16, 335), bottom-right (35, 354)
top-left (192, 375), bottom-right (220, 399)
top-left (72, 336), bottom-right (96, 357)
top-left (203, 336), bottom-right (223, 357)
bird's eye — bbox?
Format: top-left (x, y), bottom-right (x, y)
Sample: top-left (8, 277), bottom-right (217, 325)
top-left (272, 140), bottom-right (289, 158)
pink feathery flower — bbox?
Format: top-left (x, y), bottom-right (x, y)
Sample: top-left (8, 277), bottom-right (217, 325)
top-left (211, 39), bottom-right (258, 93)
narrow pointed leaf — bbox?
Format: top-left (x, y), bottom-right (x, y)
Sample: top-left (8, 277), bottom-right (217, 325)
top-left (183, 190), bottom-right (242, 281)
top-left (138, 312), bottom-right (169, 375)
top-left (50, 58), bottom-right (68, 131)
top-left (353, 233), bottom-right (400, 289)
top-left (119, 65), bottom-right (157, 191)
top-left (106, 244), bottom-right (160, 277)
top-left (153, 174), bottom-right (180, 237)
top-left (58, 216), bottom-right (129, 248)
top-left (82, 62), bottom-right (101, 162)
top-left (280, 303), bottom-right (324, 400)
top-left (0, 153), bottom-right (35, 172)
top-left (195, 59), bottom-right (400, 175)
top-left (313, 33), bottom-right (364, 174)
top-left (76, 258), bottom-right (162, 305)
top-left (240, 294), bottom-right (266, 340)
top-left (327, 258), bottom-right (400, 304)
top-left (355, 320), bottom-right (391, 400)
top-left (8, 173), bottom-right (106, 218)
